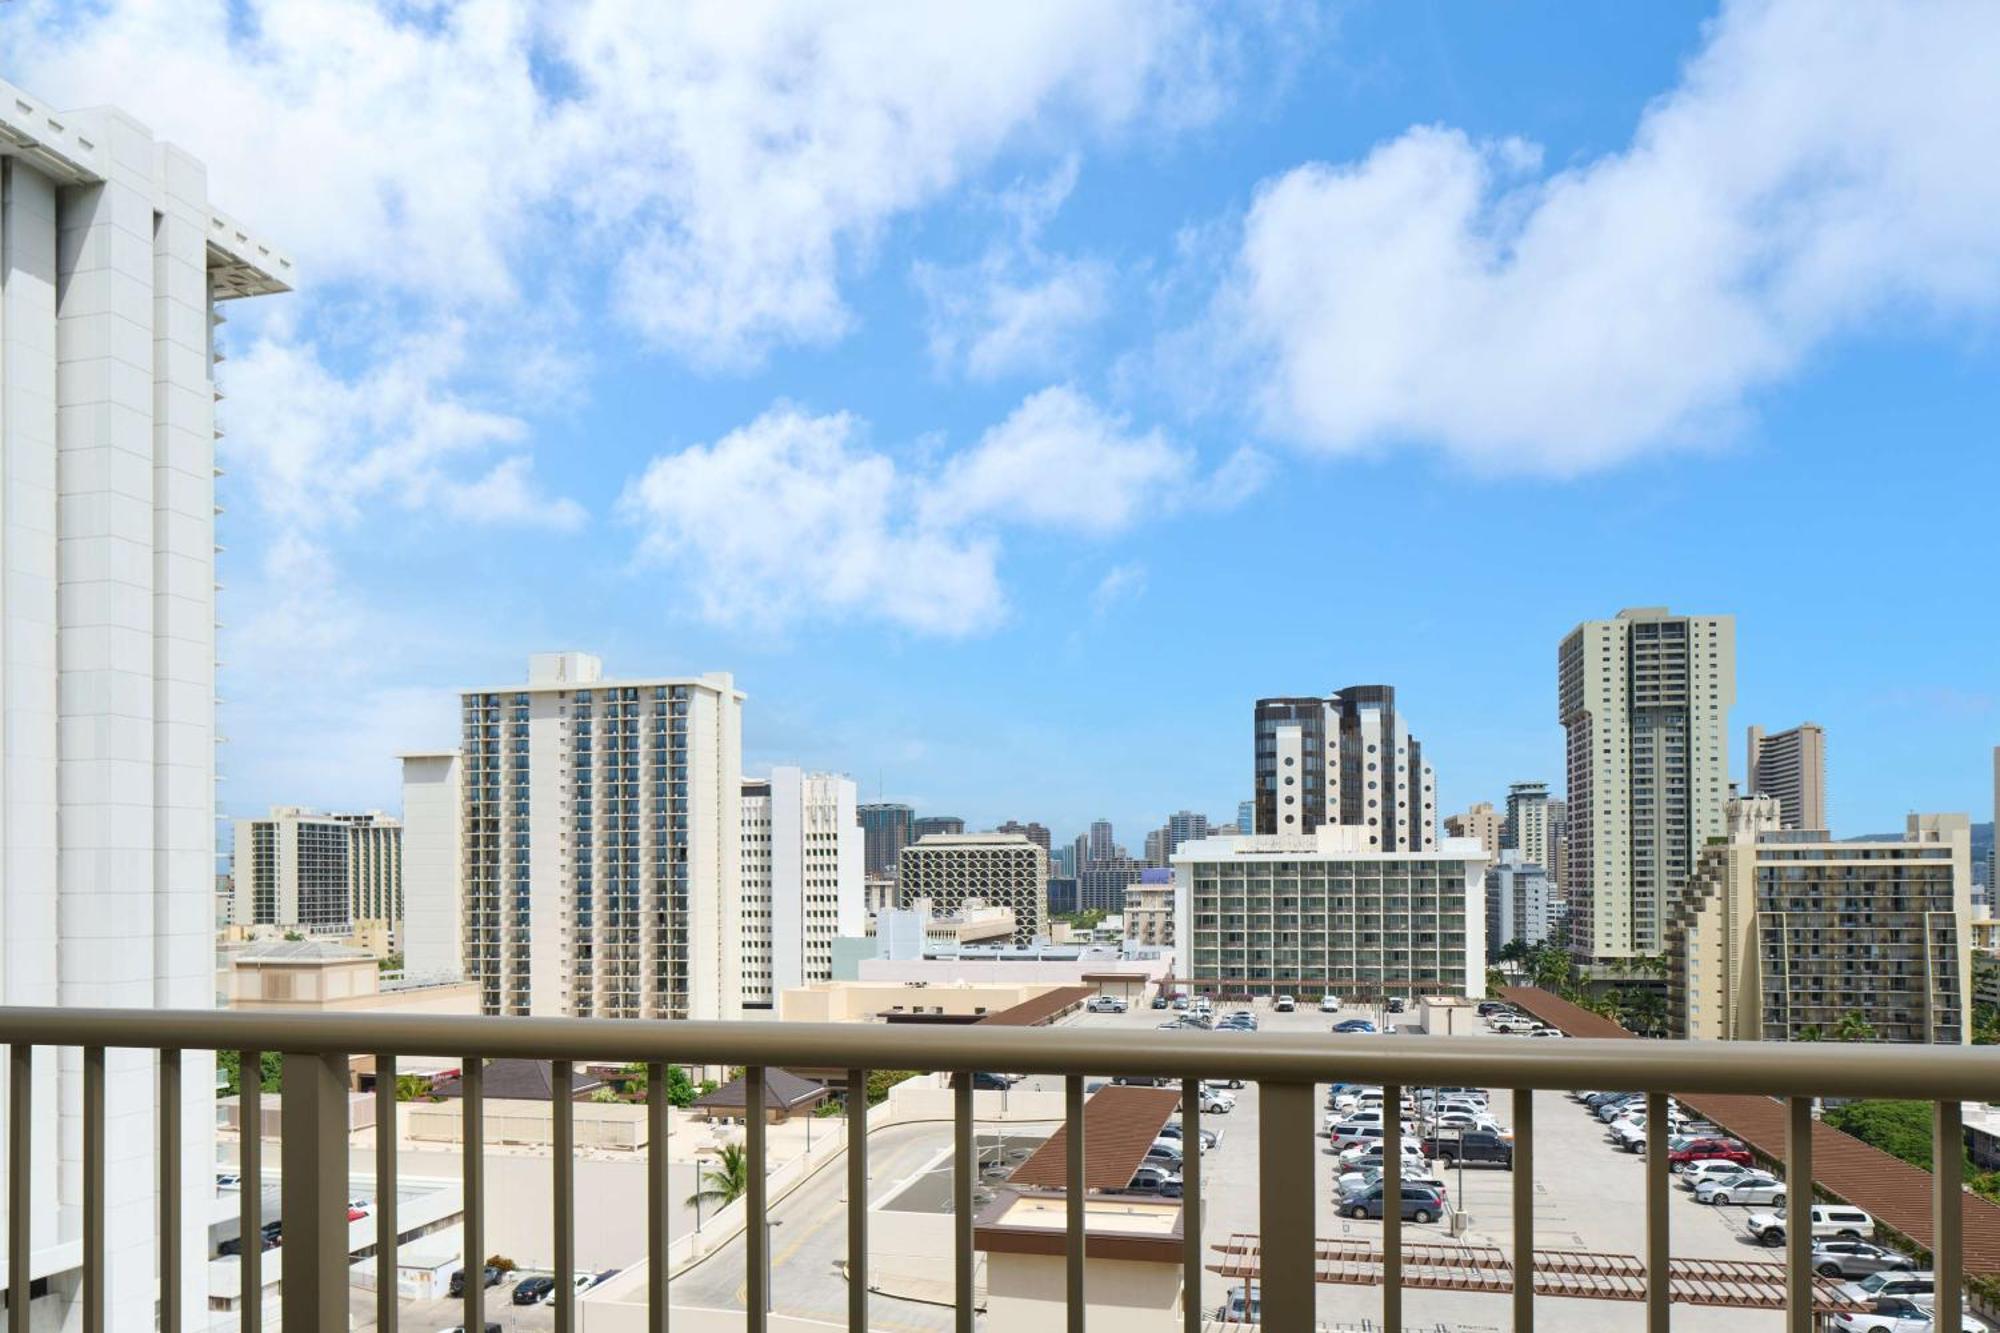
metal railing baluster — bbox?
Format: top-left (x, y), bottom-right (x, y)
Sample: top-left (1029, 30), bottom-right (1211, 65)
top-left (747, 1066), bottom-right (770, 1333)
top-left (648, 1059), bottom-right (668, 1333)
top-left (1645, 1091), bottom-right (1668, 1333)
top-left (554, 1058), bottom-right (575, 1333)
top-left (1512, 1087), bottom-right (1533, 1333)
top-left (1786, 1095), bottom-right (1813, 1333)
top-left (375, 1054), bottom-right (399, 1333)
top-left (82, 1045), bottom-right (104, 1333)
top-left (7, 1043), bottom-right (29, 1332)
top-left (464, 1058), bottom-right (485, 1333)
top-left (160, 1048), bottom-right (181, 1333)
top-left (240, 1049), bottom-right (262, 1333)
top-left (1934, 1099), bottom-right (1963, 1333)
top-left (1259, 1079), bottom-right (1314, 1330)
top-left (281, 1051), bottom-right (351, 1330)
top-left (1065, 1073), bottom-right (1085, 1332)
top-left (1181, 1075), bottom-right (1201, 1333)
top-left (953, 1072), bottom-right (973, 1333)
top-left (1384, 1080), bottom-right (1403, 1333)
top-left (848, 1067), bottom-right (868, 1333)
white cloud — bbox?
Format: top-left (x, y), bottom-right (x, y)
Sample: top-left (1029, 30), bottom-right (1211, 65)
top-left (621, 386), bottom-right (1229, 636)
top-left (1228, 0), bottom-right (2000, 473)
top-left (1091, 563), bottom-right (1148, 615)
top-left (224, 320), bottom-right (584, 532)
top-left (916, 158), bottom-right (1112, 379)
top-left (925, 386), bottom-right (1189, 534)
top-left (618, 406), bottom-right (1005, 637)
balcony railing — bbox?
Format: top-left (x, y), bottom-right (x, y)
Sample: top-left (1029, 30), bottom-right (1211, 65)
top-left (0, 1006), bottom-right (1994, 1332)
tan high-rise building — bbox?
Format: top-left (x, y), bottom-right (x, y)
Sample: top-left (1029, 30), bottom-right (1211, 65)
top-left (1747, 722), bottom-right (1828, 831)
top-left (1560, 607), bottom-right (1736, 962)
top-left (1503, 782), bottom-right (1560, 888)
top-left (1444, 802), bottom-right (1503, 856)
top-left (1667, 800), bottom-right (1972, 1044)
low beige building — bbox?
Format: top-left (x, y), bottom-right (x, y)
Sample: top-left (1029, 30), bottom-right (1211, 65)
top-left (1667, 800), bottom-right (1973, 1043)
top-left (226, 938), bottom-right (480, 1015)
top-left (777, 979), bottom-right (1076, 1024)
top-left (917, 898), bottom-right (1017, 947)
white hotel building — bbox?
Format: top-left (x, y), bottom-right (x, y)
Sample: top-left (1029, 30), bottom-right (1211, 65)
top-left (403, 653), bottom-right (745, 1021)
top-left (1173, 828), bottom-right (1488, 1001)
top-left (739, 768), bottom-right (864, 1009)
top-left (1, 80), bottom-right (291, 1329)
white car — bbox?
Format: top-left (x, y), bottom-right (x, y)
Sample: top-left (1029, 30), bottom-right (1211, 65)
top-left (1338, 1140), bottom-right (1426, 1167)
top-left (1319, 995), bottom-right (1340, 1013)
top-left (1087, 996), bottom-right (1127, 1013)
top-left (1430, 1111), bottom-right (1503, 1135)
top-left (1683, 1160), bottom-right (1756, 1191)
top-left (1840, 1273), bottom-right (1937, 1308)
top-left (1273, 994), bottom-right (1296, 1012)
top-left (1196, 1087), bottom-right (1236, 1114)
top-left (1696, 1171), bottom-right (1784, 1206)
top-left (1831, 1297), bottom-right (1986, 1333)
top-left (1337, 1164), bottom-right (1447, 1198)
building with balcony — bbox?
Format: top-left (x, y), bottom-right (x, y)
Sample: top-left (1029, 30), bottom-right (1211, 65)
top-left (739, 768), bottom-right (864, 1011)
top-left (1125, 868), bottom-right (1174, 948)
top-left (1560, 607), bottom-right (1736, 962)
top-left (1747, 722), bottom-right (1828, 832)
top-left (1666, 799), bottom-right (1973, 1043)
top-left (898, 832), bottom-right (1049, 946)
top-left (230, 806), bottom-right (403, 941)
top-left (1502, 780), bottom-right (1563, 894)
top-left (0, 76), bottom-right (292, 1330)
top-left (1486, 851), bottom-right (1555, 957)
top-left (858, 802), bottom-right (914, 877)
top-left (421, 652), bottom-right (745, 1022)
top-left (1253, 686), bottom-right (1438, 849)
top-left (1173, 827), bottom-right (1487, 1000)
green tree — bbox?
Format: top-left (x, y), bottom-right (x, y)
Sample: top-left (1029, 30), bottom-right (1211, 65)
top-left (1823, 1100), bottom-right (1935, 1169)
top-left (377, 953), bottom-right (404, 972)
top-left (1795, 1025), bottom-right (1824, 1042)
top-left (1485, 966), bottom-right (1508, 995)
top-left (590, 1086), bottom-right (621, 1103)
top-left (865, 1070), bottom-right (918, 1106)
top-left (217, 1050), bottom-right (283, 1096)
top-left (394, 1073), bottom-right (434, 1102)
top-left (1833, 1011), bottom-right (1878, 1042)
top-left (685, 1143), bottom-right (750, 1210)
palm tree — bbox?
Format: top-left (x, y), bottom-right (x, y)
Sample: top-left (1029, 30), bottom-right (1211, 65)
top-left (686, 1142), bottom-right (751, 1210)
top-left (1832, 1011), bottom-right (1877, 1042)
top-left (1795, 1025), bottom-right (1824, 1042)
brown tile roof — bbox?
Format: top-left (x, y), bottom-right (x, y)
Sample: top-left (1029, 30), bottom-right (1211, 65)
top-left (1497, 986), bottom-right (2000, 1278)
top-left (691, 1067), bottom-right (829, 1113)
top-left (430, 1058), bottom-right (601, 1102)
top-left (1008, 1085), bottom-right (1182, 1191)
top-left (975, 985), bottom-right (1097, 1027)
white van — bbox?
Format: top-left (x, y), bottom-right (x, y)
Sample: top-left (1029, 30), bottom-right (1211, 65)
top-left (1745, 1205), bottom-right (1874, 1245)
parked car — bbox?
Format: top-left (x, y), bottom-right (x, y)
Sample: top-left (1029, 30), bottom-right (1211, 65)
top-left (1431, 1110), bottom-right (1504, 1135)
top-left (1423, 1130), bottom-right (1514, 1167)
top-left (1338, 1141), bottom-right (1428, 1171)
top-left (1597, 1094), bottom-right (1648, 1122)
top-left (542, 1271), bottom-right (607, 1303)
top-left (215, 1173), bottom-right (241, 1191)
top-left (1157, 1121), bottom-right (1220, 1149)
top-left (1340, 1181), bottom-right (1447, 1223)
top-left (1203, 1075), bottom-right (1244, 1091)
top-left (1195, 1086), bottom-right (1236, 1114)
top-left (1667, 1138), bottom-right (1752, 1170)
top-left (1123, 1165), bottom-right (1182, 1198)
top-left (1814, 1242), bottom-right (1917, 1279)
top-left (346, 1205), bottom-right (369, 1222)
top-left (1219, 1285), bottom-right (1260, 1323)
top-left (1684, 1163), bottom-right (1769, 1193)
top-left (1337, 1164), bottom-right (1448, 1200)
top-left (1477, 1001), bottom-right (1513, 1017)
top-left (1839, 1273), bottom-right (1937, 1309)
top-left (1386, 997), bottom-right (1407, 1013)
top-left (1111, 1075), bottom-right (1169, 1088)
top-left (1172, 994), bottom-right (1190, 1010)
top-left (965, 1072), bottom-right (1014, 1090)
top-left (449, 1266), bottom-right (505, 1298)
top-left (1087, 996), bottom-right (1127, 1013)
top-left (1830, 1295), bottom-right (1985, 1333)
top-left (440, 1324), bottom-right (504, 1333)
top-left (1151, 994), bottom-right (1169, 1010)
top-left (1273, 994), bottom-right (1296, 1012)
top-left (1320, 995), bottom-right (1341, 1013)
top-left (217, 1232), bottom-right (277, 1257)
top-left (513, 1275), bottom-right (557, 1305)
top-left (1695, 1171), bottom-right (1785, 1206)
top-left (1333, 1019), bottom-right (1377, 1034)
top-left (1745, 1205), bottom-right (1875, 1246)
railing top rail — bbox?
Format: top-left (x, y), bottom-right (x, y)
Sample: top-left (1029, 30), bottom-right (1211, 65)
top-left (2, 1006), bottom-right (1997, 1099)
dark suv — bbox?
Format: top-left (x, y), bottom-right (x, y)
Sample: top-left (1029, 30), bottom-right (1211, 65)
top-left (449, 1266), bottom-right (504, 1298)
top-left (1423, 1130), bottom-right (1514, 1167)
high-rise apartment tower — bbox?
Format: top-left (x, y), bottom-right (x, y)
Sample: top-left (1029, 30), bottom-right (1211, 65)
top-left (1746, 723), bottom-right (1828, 831)
top-left (1253, 687), bottom-right (1437, 849)
top-left (1559, 608), bottom-right (1735, 961)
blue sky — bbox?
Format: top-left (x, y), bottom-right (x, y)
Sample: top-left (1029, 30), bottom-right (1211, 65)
top-left (9, 1), bottom-right (1999, 847)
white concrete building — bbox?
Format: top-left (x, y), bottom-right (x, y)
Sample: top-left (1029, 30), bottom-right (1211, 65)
top-left (739, 767), bottom-right (863, 1011)
top-left (0, 79), bottom-right (291, 1330)
top-left (454, 653), bottom-right (745, 1021)
top-left (400, 750), bottom-right (464, 982)
top-left (1559, 607), bottom-right (1735, 962)
top-left (1173, 828), bottom-right (1487, 1000)
top-left (230, 805), bottom-right (402, 938)
top-left (1485, 851), bottom-right (1554, 957)
top-left (1253, 687), bottom-right (1438, 849)
top-left (898, 833), bottom-right (1049, 946)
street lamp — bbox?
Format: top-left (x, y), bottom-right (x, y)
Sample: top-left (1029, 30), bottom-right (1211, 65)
top-left (765, 1219), bottom-right (785, 1314)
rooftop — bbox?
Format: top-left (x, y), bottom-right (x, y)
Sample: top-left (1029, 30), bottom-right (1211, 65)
top-left (1008, 1084), bottom-right (1180, 1190)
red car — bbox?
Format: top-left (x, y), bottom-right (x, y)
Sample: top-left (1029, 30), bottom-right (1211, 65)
top-left (1667, 1137), bottom-right (1751, 1170)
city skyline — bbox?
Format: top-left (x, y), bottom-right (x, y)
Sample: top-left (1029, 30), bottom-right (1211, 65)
top-left (8, 3), bottom-right (1998, 855)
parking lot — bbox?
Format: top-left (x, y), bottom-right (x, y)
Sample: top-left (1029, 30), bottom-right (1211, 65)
top-left (1057, 996), bottom-right (1794, 1333)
